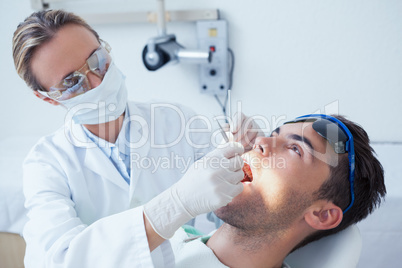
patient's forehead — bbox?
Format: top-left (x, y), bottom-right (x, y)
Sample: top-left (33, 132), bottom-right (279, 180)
top-left (273, 123), bottom-right (318, 142)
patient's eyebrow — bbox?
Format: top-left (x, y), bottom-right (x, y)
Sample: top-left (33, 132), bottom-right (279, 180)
top-left (288, 134), bottom-right (314, 151)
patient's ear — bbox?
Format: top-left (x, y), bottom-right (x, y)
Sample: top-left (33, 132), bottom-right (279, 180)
top-left (304, 202), bottom-right (343, 230)
top-left (33, 90), bottom-right (60, 106)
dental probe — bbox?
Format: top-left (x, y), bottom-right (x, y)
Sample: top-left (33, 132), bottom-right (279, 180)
top-left (215, 118), bottom-right (230, 143)
top-left (228, 89), bottom-right (232, 121)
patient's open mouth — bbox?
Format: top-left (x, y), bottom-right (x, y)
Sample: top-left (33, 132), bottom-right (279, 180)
top-left (242, 161), bottom-right (253, 183)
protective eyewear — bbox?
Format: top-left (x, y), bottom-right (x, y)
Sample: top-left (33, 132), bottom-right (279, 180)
top-left (38, 40), bottom-right (112, 101)
top-left (284, 114), bottom-right (355, 213)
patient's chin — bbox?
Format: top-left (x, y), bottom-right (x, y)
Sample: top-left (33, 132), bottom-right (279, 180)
top-left (215, 188), bottom-right (312, 234)
top-left (214, 194), bottom-right (267, 231)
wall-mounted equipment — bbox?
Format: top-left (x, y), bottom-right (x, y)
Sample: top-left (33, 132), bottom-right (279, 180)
top-left (197, 20), bottom-right (229, 96)
top-left (142, 0), bottom-right (212, 71)
top-left (142, 34), bottom-right (212, 71)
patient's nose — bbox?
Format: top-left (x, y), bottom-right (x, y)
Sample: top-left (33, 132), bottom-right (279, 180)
top-left (254, 136), bottom-right (275, 156)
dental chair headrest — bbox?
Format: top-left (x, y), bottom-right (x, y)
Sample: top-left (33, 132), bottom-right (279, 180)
top-left (285, 225), bottom-right (362, 268)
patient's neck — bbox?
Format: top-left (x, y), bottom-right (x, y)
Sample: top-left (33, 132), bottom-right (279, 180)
top-left (206, 223), bottom-right (300, 268)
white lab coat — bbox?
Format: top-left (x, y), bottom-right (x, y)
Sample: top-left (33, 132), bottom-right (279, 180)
top-left (22, 101), bottom-right (213, 268)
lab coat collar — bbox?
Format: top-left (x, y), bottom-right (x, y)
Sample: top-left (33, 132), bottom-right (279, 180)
top-left (65, 109), bottom-right (130, 192)
top-left (125, 103), bottom-right (152, 207)
top-left (83, 144), bottom-right (129, 191)
top-left (64, 103), bottom-right (153, 203)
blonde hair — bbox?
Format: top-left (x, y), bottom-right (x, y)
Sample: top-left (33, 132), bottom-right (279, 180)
top-left (12, 10), bottom-right (100, 91)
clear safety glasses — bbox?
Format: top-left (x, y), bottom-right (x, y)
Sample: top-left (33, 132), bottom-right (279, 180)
top-left (38, 40), bottom-right (112, 101)
top-left (284, 114), bottom-right (355, 213)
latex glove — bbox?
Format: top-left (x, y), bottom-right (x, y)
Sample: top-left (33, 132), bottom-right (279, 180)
top-left (144, 142), bottom-right (244, 239)
top-left (223, 112), bottom-right (264, 152)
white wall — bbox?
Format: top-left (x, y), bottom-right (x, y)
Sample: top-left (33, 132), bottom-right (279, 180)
top-left (1, 0), bottom-right (401, 142)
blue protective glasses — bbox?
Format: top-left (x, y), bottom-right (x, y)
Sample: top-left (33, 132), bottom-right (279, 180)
top-left (284, 114), bottom-right (355, 213)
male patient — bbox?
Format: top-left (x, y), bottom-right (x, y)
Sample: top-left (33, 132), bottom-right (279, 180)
top-left (171, 114), bottom-right (386, 268)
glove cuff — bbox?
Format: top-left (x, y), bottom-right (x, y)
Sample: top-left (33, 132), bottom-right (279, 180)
top-left (144, 187), bottom-right (193, 239)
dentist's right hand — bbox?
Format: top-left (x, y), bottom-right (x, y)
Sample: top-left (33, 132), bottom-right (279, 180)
top-left (144, 142), bottom-right (244, 242)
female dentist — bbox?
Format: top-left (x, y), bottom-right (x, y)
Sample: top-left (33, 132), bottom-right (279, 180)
top-left (12, 10), bottom-right (261, 268)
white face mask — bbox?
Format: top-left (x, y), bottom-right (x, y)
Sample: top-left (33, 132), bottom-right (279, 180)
top-left (59, 62), bottom-right (128, 125)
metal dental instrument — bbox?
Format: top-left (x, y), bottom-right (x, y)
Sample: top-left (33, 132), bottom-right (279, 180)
top-left (227, 89), bottom-right (232, 121)
top-left (216, 118), bottom-right (229, 143)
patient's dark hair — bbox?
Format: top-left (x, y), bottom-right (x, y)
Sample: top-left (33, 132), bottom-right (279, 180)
top-left (292, 115), bottom-right (386, 252)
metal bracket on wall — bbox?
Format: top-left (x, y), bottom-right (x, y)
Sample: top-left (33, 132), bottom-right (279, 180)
top-left (31, 0), bottom-right (219, 25)
top-left (83, 9), bottom-right (219, 25)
